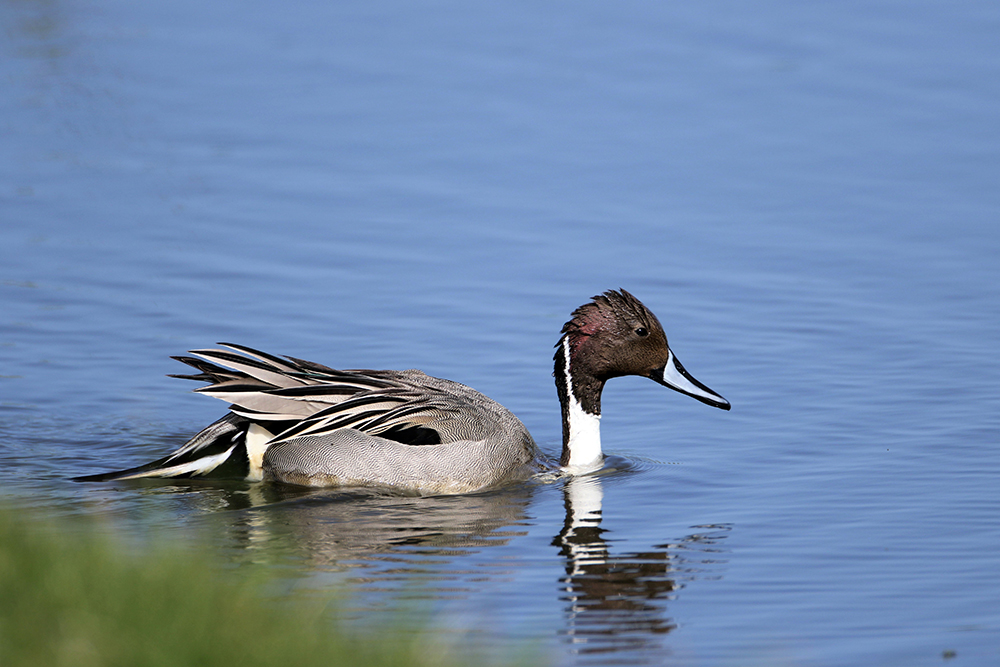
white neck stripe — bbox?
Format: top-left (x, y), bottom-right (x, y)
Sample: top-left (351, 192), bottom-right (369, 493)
top-left (562, 337), bottom-right (603, 470)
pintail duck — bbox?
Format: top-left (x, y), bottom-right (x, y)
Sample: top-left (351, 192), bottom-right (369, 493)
top-left (77, 290), bottom-right (729, 494)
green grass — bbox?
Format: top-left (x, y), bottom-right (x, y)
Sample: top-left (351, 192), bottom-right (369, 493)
top-left (0, 506), bottom-right (514, 667)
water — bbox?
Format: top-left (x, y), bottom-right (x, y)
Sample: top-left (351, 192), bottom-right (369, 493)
top-left (2, 0), bottom-right (999, 664)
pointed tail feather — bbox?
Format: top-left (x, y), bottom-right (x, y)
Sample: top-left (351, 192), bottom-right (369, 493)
top-left (73, 414), bottom-right (250, 482)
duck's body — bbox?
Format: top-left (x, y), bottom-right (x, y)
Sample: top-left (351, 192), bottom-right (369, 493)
top-left (78, 290), bottom-right (729, 494)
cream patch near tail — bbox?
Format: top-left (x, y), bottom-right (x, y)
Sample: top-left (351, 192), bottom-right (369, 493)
top-left (245, 423), bottom-right (276, 482)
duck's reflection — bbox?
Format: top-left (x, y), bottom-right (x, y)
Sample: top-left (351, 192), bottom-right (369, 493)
top-left (553, 474), bottom-right (730, 658)
top-left (128, 471), bottom-right (729, 661)
top-left (229, 484), bottom-right (535, 575)
top-left (108, 478), bottom-right (533, 576)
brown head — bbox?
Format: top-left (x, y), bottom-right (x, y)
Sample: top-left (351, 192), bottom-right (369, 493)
top-left (555, 289), bottom-right (730, 417)
top-left (549, 289), bottom-right (728, 467)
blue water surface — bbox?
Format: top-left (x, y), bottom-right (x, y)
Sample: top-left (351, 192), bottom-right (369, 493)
top-left (2, 1), bottom-right (999, 665)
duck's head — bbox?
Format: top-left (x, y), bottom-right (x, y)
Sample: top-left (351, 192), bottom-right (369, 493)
top-left (556, 289), bottom-right (730, 413)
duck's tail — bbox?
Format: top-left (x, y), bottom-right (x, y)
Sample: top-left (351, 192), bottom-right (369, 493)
top-left (73, 342), bottom-right (368, 483)
top-left (72, 413), bottom-right (255, 482)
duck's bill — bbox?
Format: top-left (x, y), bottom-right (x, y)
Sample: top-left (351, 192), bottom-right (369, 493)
top-left (651, 350), bottom-right (731, 410)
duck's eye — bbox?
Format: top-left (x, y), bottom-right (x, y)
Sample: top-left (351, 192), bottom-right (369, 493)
top-left (635, 327), bottom-right (648, 337)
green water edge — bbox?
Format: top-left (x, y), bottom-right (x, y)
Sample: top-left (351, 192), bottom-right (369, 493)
top-left (0, 504), bottom-right (533, 667)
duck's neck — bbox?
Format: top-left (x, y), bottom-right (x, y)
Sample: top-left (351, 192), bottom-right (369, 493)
top-left (555, 336), bottom-right (605, 469)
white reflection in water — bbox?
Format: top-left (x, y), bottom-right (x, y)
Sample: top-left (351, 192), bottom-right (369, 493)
top-left (553, 474), bottom-right (731, 660)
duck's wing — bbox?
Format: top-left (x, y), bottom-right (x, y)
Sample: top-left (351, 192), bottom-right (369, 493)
top-left (172, 343), bottom-right (400, 421)
top-left (177, 344), bottom-right (489, 445)
top-left (264, 387), bottom-right (475, 447)
top-left (75, 344), bottom-right (447, 482)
